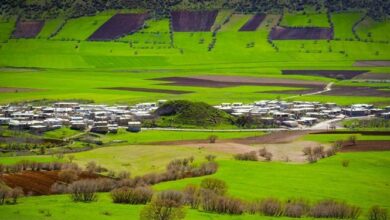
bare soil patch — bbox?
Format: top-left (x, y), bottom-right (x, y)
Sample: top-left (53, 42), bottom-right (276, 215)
top-left (12, 21), bottom-right (44, 38)
top-left (354, 60), bottom-right (390, 67)
top-left (239, 14), bottom-right (266, 31)
top-left (99, 87), bottom-right (193, 94)
top-left (323, 86), bottom-right (390, 97)
top-left (282, 70), bottom-right (368, 80)
top-left (340, 141), bottom-right (390, 152)
top-left (89, 13), bottom-right (148, 40)
top-left (353, 73), bottom-right (390, 80)
top-left (270, 26), bottom-right (333, 40)
top-left (0, 87), bottom-right (41, 93)
top-left (171, 11), bottom-right (218, 32)
top-left (0, 171), bottom-right (100, 195)
top-left (154, 76), bottom-right (325, 93)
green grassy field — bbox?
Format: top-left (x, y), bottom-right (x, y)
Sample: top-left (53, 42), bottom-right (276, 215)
top-left (0, 18), bottom-right (15, 42)
top-left (356, 17), bottom-right (390, 41)
top-left (52, 12), bottom-right (114, 40)
top-left (36, 18), bottom-right (64, 39)
top-left (0, 151), bottom-right (389, 220)
top-left (281, 12), bottom-right (329, 27)
top-left (332, 12), bottom-right (363, 40)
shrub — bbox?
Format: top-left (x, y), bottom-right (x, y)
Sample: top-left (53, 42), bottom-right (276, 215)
top-left (95, 178), bottom-right (116, 192)
top-left (58, 169), bottom-right (78, 183)
top-left (348, 135), bottom-right (357, 146)
top-left (140, 190), bottom-right (186, 220)
top-left (205, 154), bottom-right (216, 162)
top-left (325, 146), bottom-right (337, 157)
top-left (69, 179), bottom-right (97, 202)
top-left (264, 152), bottom-right (273, 161)
top-left (342, 159), bottom-right (350, 167)
top-left (309, 199), bottom-right (361, 219)
top-left (111, 186), bottom-right (153, 204)
top-left (199, 189), bottom-right (243, 215)
top-left (183, 184), bottom-right (200, 209)
top-left (312, 146), bottom-right (325, 158)
top-left (234, 151), bottom-right (258, 161)
top-left (200, 178), bottom-right (227, 196)
top-left (302, 146), bottom-right (312, 156)
top-left (284, 199), bottom-right (310, 218)
top-left (86, 161), bottom-right (97, 174)
top-left (51, 182), bottom-right (68, 194)
top-left (117, 171), bottom-right (130, 179)
top-left (259, 147), bottom-right (267, 157)
top-left (368, 205), bottom-right (388, 220)
top-left (0, 186), bottom-right (10, 205)
top-left (208, 135), bottom-right (218, 143)
top-left (259, 198), bottom-right (283, 216)
top-left (9, 187), bottom-right (24, 204)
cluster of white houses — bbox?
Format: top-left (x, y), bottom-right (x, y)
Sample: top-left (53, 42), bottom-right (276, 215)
top-left (0, 101), bottom-right (167, 134)
top-left (214, 100), bottom-right (390, 128)
top-left (0, 100), bottom-right (389, 133)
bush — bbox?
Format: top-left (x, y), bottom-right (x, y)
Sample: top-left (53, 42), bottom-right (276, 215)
top-left (259, 198), bottom-right (283, 216)
top-left (9, 187), bottom-right (23, 204)
top-left (0, 186), bottom-right (10, 205)
top-left (69, 179), bottom-right (98, 202)
top-left (183, 184), bottom-right (200, 209)
top-left (140, 190), bottom-right (185, 220)
top-left (342, 159), bottom-right (350, 167)
top-left (111, 186), bottom-right (153, 204)
top-left (208, 135), bottom-right (218, 143)
top-left (51, 182), bottom-right (68, 194)
top-left (284, 199), bottom-right (310, 218)
top-left (368, 205), bottom-right (388, 220)
top-left (234, 151), bottom-right (258, 161)
top-left (58, 169), bottom-right (78, 183)
top-left (200, 178), bottom-right (227, 196)
top-left (199, 189), bottom-right (244, 215)
top-left (264, 152), bottom-right (273, 161)
top-left (117, 171), bottom-right (130, 179)
top-left (259, 148), bottom-right (267, 157)
top-left (348, 135), bottom-right (357, 146)
top-left (309, 199), bottom-right (361, 219)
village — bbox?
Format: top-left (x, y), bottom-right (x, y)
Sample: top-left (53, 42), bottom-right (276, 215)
top-left (0, 100), bottom-right (389, 135)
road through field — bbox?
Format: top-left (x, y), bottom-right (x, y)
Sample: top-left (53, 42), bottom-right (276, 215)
top-left (284, 82), bottom-right (334, 100)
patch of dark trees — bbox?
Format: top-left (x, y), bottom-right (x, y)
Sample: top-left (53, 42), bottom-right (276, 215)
top-left (1, 0), bottom-right (388, 21)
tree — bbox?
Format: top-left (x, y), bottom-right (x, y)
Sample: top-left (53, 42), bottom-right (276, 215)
top-left (9, 187), bottom-right (24, 204)
top-left (58, 169), bottom-right (78, 183)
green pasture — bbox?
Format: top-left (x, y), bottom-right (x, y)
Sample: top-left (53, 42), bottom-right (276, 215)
top-left (36, 18), bottom-right (64, 39)
top-left (356, 17), bottom-right (390, 41)
top-left (52, 12), bottom-right (114, 40)
top-left (0, 193), bottom-right (300, 220)
top-left (281, 12), bottom-right (329, 27)
top-left (219, 14), bottom-right (252, 31)
top-left (0, 18), bottom-right (15, 42)
top-left (302, 133), bottom-right (390, 143)
top-left (332, 12), bottom-right (363, 40)
top-left (155, 152), bottom-right (390, 209)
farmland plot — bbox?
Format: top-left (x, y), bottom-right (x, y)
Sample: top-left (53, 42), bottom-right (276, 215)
top-left (270, 26), bottom-right (333, 40)
top-left (11, 21), bottom-right (44, 38)
top-left (53, 13), bottom-right (114, 40)
top-left (171, 10), bottom-right (218, 32)
top-left (89, 13), bottom-right (148, 41)
top-left (239, 14), bottom-right (266, 31)
top-left (332, 12), bottom-right (363, 40)
top-left (281, 12), bottom-right (330, 27)
top-left (0, 18), bottom-right (16, 42)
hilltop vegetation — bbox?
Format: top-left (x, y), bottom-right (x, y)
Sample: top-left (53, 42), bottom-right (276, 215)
top-left (1, 0), bottom-right (389, 20)
top-left (153, 100), bottom-right (234, 128)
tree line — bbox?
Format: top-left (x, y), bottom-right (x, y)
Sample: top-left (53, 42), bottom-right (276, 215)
top-left (1, 0), bottom-right (388, 20)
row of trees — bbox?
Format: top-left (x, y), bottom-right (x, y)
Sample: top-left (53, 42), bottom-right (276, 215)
top-left (1, 0), bottom-right (388, 20)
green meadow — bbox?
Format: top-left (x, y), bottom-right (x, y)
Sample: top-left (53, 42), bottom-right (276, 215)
top-left (0, 8), bottom-right (389, 220)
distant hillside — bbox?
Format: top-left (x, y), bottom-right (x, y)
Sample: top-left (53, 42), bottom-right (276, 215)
top-left (153, 100), bottom-right (234, 128)
top-left (1, 0), bottom-right (389, 20)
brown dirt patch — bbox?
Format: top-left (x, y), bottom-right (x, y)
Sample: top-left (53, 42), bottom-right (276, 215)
top-left (282, 70), bottom-right (368, 80)
top-left (12, 21), bottom-right (44, 38)
top-left (0, 171), bottom-right (100, 195)
top-left (353, 73), bottom-right (390, 80)
top-left (0, 87), bottom-right (40, 93)
top-left (322, 86), bottom-right (390, 97)
top-left (340, 140), bottom-right (390, 152)
top-left (99, 87), bottom-right (193, 94)
top-left (354, 60), bottom-right (390, 67)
